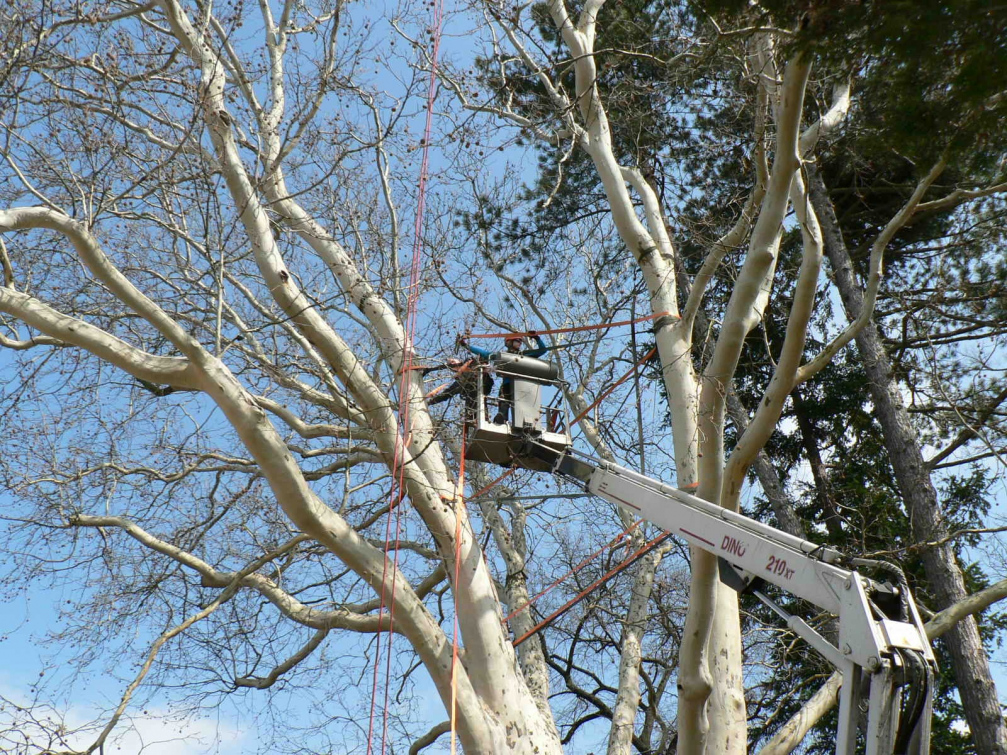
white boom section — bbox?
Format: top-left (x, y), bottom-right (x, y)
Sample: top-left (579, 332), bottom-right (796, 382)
top-left (460, 354), bottom-right (934, 754)
top-left (549, 454), bottom-right (936, 755)
top-left (587, 461), bottom-right (931, 665)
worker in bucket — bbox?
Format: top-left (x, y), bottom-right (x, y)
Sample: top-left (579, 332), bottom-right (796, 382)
top-left (424, 356), bottom-right (493, 421)
top-left (459, 332), bottom-right (547, 424)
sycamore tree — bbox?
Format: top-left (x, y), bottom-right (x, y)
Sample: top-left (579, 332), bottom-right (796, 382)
top-left (438, 0), bottom-right (1007, 753)
top-left (444, 6), bottom-right (871, 753)
top-left (0, 1), bottom-right (568, 753)
top-left (2, 1), bottom-right (1007, 755)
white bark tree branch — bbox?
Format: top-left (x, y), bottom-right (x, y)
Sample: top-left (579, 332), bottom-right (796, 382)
top-left (796, 156), bottom-right (948, 383)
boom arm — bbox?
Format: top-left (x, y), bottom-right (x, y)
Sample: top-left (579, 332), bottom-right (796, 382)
top-left (459, 358), bottom-right (934, 754)
top-left (544, 449), bottom-right (936, 755)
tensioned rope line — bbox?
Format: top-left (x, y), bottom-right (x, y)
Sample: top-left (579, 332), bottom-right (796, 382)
top-left (400, 310), bottom-right (674, 374)
top-left (462, 309), bottom-right (678, 340)
top-left (569, 345), bottom-right (658, 429)
top-left (401, 333), bottom-right (629, 373)
top-left (501, 520), bottom-right (643, 626)
top-left (511, 531), bottom-right (672, 647)
top-left (366, 0), bottom-right (445, 751)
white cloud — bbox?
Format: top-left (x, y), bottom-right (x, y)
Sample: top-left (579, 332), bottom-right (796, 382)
top-left (0, 681), bottom-right (248, 755)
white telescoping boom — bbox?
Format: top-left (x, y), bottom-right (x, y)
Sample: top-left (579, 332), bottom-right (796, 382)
top-left (539, 449), bottom-right (935, 755)
top-left (459, 353), bottom-right (936, 755)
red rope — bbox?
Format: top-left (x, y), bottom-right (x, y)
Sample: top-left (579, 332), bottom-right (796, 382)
top-left (570, 346), bottom-right (658, 428)
top-left (511, 531), bottom-right (671, 647)
top-left (367, 0), bottom-right (445, 750)
top-left (469, 465), bottom-right (517, 500)
top-left (501, 520), bottom-right (642, 625)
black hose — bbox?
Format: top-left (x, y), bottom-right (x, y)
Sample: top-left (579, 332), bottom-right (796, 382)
top-left (893, 649), bottom-right (929, 754)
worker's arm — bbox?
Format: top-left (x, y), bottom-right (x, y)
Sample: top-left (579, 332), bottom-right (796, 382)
top-left (427, 380), bottom-right (461, 405)
top-left (460, 337), bottom-right (495, 360)
top-left (523, 333), bottom-right (548, 358)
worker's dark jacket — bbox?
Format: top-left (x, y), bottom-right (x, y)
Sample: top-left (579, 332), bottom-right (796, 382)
top-left (427, 359), bottom-right (492, 408)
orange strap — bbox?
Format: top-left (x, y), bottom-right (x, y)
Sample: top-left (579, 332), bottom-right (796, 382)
top-left (570, 346), bottom-right (658, 428)
top-left (502, 520), bottom-right (643, 625)
top-left (463, 310), bottom-right (678, 339)
top-left (511, 531), bottom-right (671, 647)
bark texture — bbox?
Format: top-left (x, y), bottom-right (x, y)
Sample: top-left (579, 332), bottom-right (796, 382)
top-left (809, 165), bottom-right (1007, 755)
top-left (726, 390), bottom-right (805, 539)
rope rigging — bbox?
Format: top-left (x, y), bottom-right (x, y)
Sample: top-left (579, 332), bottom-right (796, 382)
top-left (441, 313), bottom-right (673, 647)
top-left (365, 71), bottom-right (675, 742)
top-left (459, 309), bottom-right (679, 341)
top-left (366, 0), bottom-right (444, 750)
top-left (512, 531), bottom-right (671, 648)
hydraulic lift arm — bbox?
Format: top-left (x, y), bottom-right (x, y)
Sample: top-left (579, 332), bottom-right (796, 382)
top-left (542, 449), bottom-right (936, 755)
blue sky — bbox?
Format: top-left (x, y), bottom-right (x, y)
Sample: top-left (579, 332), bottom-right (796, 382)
top-left (3, 1), bottom-right (1007, 753)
